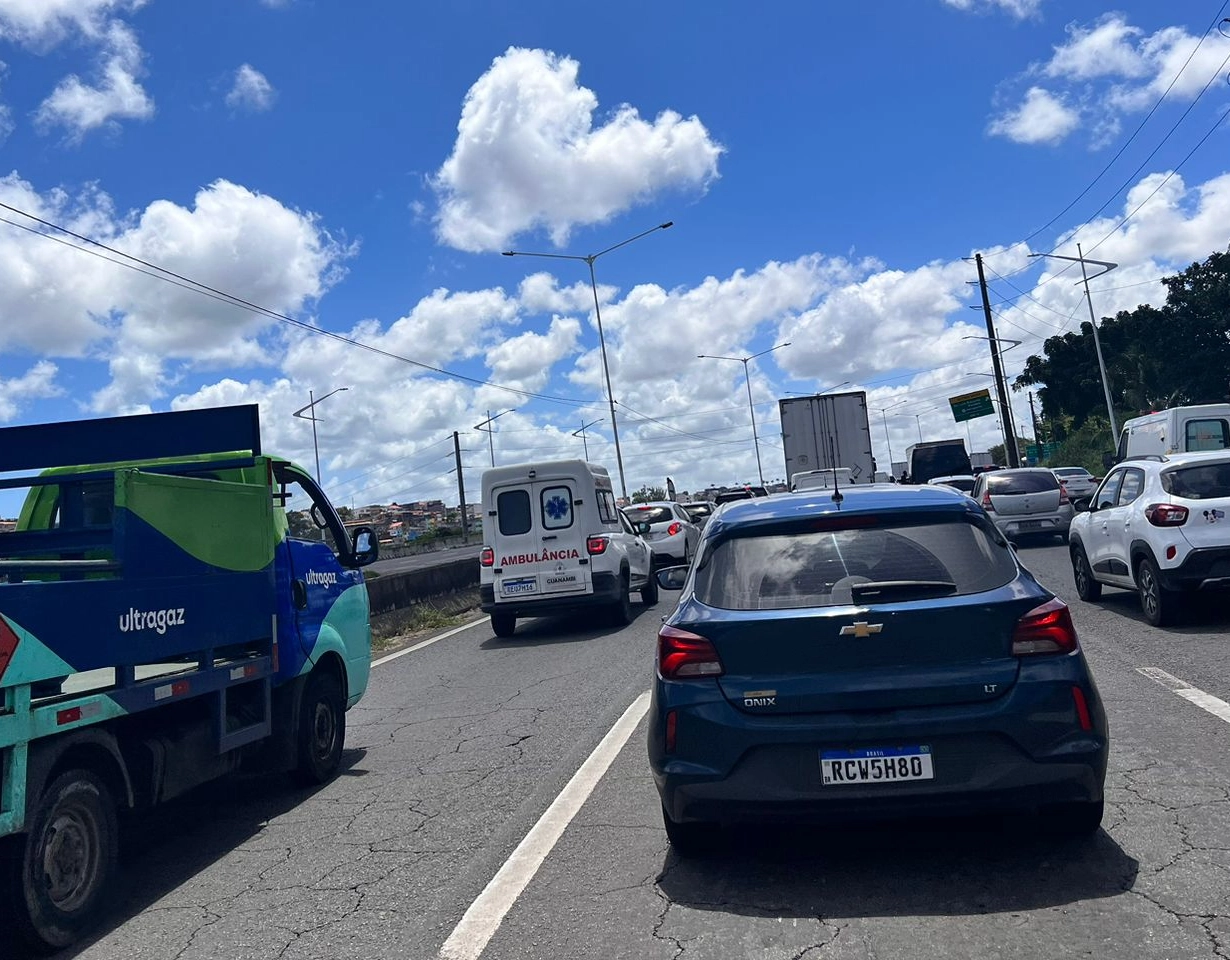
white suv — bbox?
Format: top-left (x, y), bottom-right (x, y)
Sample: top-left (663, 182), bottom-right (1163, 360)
top-left (1068, 451), bottom-right (1230, 626)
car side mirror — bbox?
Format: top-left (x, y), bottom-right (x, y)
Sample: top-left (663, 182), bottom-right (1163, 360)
top-left (655, 566), bottom-right (689, 590)
top-left (349, 525), bottom-right (379, 567)
top-left (1072, 497), bottom-right (1091, 513)
top-left (635, 521), bottom-right (652, 535)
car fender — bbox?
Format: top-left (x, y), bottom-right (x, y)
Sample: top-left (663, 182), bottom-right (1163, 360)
top-left (1128, 539), bottom-right (1161, 583)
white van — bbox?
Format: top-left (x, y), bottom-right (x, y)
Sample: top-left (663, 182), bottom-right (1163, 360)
top-left (791, 467), bottom-right (855, 491)
top-left (1116, 404), bottom-right (1230, 461)
top-left (478, 460), bottom-right (655, 638)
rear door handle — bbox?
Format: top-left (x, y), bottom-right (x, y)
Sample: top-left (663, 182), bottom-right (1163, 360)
top-left (542, 535), bottom-right (558, 541)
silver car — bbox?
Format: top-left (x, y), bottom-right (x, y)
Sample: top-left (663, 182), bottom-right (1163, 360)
top-left (622, 501), bottom-right (700, 566)
top-left (972, 468), bottom-right (1074, 542)
top-left (1052, 466), bottom-right (1098, 500)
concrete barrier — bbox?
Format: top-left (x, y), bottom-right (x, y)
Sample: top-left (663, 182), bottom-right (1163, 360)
top-left (365, 555), bottom-right (479, 616)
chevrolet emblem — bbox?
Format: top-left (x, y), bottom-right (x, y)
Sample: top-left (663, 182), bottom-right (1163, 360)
top-left (839, 621), bottom-right (883, 638)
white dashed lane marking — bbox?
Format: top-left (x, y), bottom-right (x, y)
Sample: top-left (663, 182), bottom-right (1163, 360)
top-left (1138, 667), bottom-right (1230, 724)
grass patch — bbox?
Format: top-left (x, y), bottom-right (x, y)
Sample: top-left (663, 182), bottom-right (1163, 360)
top-left (370, 589), bottom-right (482, 655)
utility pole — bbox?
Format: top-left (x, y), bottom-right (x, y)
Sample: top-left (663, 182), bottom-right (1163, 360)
top-left (974, 254), bottom-right (1020, 468)
top-left (572, 417), bottom-right (603, 461)
top-left (1028, 392), bottom-right (1043, 446)
top-left (453, 431), bottom-right (469, 543)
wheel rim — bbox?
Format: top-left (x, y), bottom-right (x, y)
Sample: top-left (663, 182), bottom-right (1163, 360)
top-left (312, 700), bottom-right (337, 760)
top-left (1140, 565), bottom-right (1159, 618)
top-left (1075, 554), bottom-right (1089, 592)
top-left (41, 803), bottom-right (102, 912)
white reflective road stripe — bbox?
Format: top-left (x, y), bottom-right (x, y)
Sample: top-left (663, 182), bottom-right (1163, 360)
top-left (370, 616), bottom-right (490, 668)
top-left (438, 690), bottom-right (652, 960)
top-left (1138, 667), bottom-right (1230, 724)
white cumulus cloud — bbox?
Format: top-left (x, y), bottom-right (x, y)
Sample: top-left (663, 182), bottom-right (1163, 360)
top-left (941, 0), bottom-right (1044, 19)
top-left (0, 361), bottom-right (63, 422)
top-left (0, 0), bottom-right (145, 47)
top-left (226, 63), bottom-right (277, 112)
top-left (989, 86), bottom-right (1081, 144)
top-left (433, 47), bottom-right (723, 253)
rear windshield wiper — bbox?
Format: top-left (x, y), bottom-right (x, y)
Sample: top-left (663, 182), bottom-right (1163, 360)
top-left (850, 580), bottom-right (958, 602)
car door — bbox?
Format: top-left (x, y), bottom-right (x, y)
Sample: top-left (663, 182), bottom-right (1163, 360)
top-left (673, 503), bottom-right (700, 557)
top-left (1085, 470), bottom-right (1124, 578)
top-left (617, 509), bottom-right (652, 580)
top-left (1104, 467), bottom-right (1145, 581)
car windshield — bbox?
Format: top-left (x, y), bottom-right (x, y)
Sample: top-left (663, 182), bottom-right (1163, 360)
top-left (987, 472), bottom-right (1059, 494)
top-left (692, 514), bottom-right (1016, 610)
top-left (1162, 461), bottom-right (1230, 500)
top-left (625, 505), bottom-right (674, 524)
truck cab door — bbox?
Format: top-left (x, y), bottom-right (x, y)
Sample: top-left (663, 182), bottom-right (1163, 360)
top-left (274, 466), bottom-right (369, 687)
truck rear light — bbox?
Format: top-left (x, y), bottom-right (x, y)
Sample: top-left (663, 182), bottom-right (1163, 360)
top-left (1145, 503), bottom-right (1188, 526)
top-left (587, 535), bottom-right (609, 555)
top-left (1012, 597), bottom-right (1079, 656)
top-left (664, 710), bottom-right (677, 752)
top-left (1071, 686), bottom-right (1093, 732)
top-left (480, 547), bottom-right (495, 567)
top-left (981, 491), bottom-right (995, 512)
top-left (658, 624), bottom-right (724, 679)
top-left (0, 615), bottom-right (19, 683)
top-left (667, 522), bottom-right (681, 537)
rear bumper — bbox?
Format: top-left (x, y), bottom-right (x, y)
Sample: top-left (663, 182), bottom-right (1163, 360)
top-left (480, 571), bottom-right (621, 617)
top-left (992, 512), bottom-right (1072, 538)
top-left (1160, 545), bottom-right (1230, 591)
top-left (649, 660), bottom-right (1109, 825)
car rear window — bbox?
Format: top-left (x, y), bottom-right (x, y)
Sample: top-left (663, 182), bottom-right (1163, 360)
top-left (627, 506), bottom-right (674, 524)
top-left (936, 478), bottom-right (975, 492)
top-left (1162, 461), bottom-right (1230, 500)
top-left (497, 490), bottom-right (532, 535)
top-left (1053, 468), bottom-right (1090, 478)
top-left (692, 516), bottom-right (1017, 610)
top-left (683, 504), bottom-right (712, 519)
top-left (986, 472), bottom-right (1058, 494)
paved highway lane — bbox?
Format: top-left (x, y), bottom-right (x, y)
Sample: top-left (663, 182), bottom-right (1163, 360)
top-left (61, 542), bottom-right (1230, 960)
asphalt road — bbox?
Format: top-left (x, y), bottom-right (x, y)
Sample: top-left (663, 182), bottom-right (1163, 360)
top-left (62, 542), bottom-right (1230, 960)
top-left (366, 543), bottom-right (479, 576)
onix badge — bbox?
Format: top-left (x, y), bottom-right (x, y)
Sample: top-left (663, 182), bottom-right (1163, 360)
top-left (839, 621), bottom-right (883, 638)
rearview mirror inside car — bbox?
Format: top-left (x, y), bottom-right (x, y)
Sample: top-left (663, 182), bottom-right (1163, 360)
top-left (655, 566), bottom-right (689, 590)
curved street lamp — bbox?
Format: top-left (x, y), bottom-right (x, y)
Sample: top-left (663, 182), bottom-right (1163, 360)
top-left (698, 342), bottom-right (792, 485)
top-left (292, 386), bottom-right (350, 483)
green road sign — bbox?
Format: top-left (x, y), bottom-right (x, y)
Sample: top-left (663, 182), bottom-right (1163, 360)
top-left (949, 389), bottom-right (995, 423)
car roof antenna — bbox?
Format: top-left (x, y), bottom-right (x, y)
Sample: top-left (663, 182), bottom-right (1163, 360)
top-left (829, 435), bottom-right (843, 504)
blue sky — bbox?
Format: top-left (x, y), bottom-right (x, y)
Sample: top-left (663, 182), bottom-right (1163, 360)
top-left (1, 0), bottom-right (1228, 510)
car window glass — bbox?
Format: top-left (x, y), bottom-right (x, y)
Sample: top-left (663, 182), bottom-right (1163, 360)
top-left (986, 472), bottom-right (1059, 494)
top-left (1116, 469), bottom-right (1144, 505)
top-left (497, 489), bottom-right (532, 536)
top-left (1184, 419), bottom-right (1230, 452)
top-left (626, 505), bottom-right (673, 524)
top-left (597, 490), bottom-right (618, 523)
top-left (1094, 472), bottom-right (1124, 510)
top-left (619, 512), bottom-right (636, 535)
top-left (282, 472), bottom-right (345, 555)
top-left (540, 485), bottom-right (574, 530)
top-left (1162, 461), bottom-right (1230, 499)
top-left (693, 516), bottom-right (1015, 610)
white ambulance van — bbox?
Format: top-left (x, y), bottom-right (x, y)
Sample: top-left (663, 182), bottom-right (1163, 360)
top-left (1116, 404), bottom-right (1230, 461)
top-left (478, 460), bottom-right (656, 638)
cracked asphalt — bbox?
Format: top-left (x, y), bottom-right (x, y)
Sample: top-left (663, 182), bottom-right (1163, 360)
top-left (60, 543), bottom-right (1230, 960)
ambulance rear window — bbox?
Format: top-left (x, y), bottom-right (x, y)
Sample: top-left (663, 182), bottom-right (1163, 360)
top-left (497, 490), bottom-right (532, 535)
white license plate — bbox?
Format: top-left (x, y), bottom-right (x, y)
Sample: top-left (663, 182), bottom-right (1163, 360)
top-left (821, 747), bottom-right (934, 785)
top-left (500, 578), bottom-right (537, 597)
top-left (1017, 520), bottom-right (1044, 529)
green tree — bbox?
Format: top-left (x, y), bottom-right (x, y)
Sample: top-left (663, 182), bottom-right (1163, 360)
top-left (287, 510), bottom-right (316, 539)
top-left (988, 436), bottom-right (1034, 466)
top-left (630, 485), bottom-right (667, 503)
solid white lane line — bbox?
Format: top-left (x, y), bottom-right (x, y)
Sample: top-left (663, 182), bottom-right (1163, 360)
top-left (1138, 667), bottom-right (1230, 725)
top-left (438, 689), bottom-right (652, 960)
top-left (371, 616), bottom-right (490, 668)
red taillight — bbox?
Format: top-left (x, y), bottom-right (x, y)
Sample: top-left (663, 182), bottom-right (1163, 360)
top-left (667, 522), bottom-right (681, 537)
top-left (981, 491), bottom-right (995, 512)
top-left (664, 710), bottom-right (677, 752)
top-left (1071, 686), bottom-right (1093, 732)
top-left (1145, 503), bottom-right (1188, 526)
top-left (1058, 484), bottom-right (1070, 505)
top-left (1012, 597), bottom-right (1079, 656)
top-left (480, 547), bottom-right (494, 567)
top-left (658, 624), bottom-right (724, 679)
top-left (587, 535), bottom-right (609, 555)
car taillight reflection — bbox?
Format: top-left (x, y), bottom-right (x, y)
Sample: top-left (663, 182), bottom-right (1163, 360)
top-left (586, 535), bottom-right (609, 555)
top-left (658, 624), bottom-right (724, 679)
top-left (1145, 503), bottom-right (1189, 526)
top-left (480, 547), bottom-right (494, 567)
top-left (1011, 597), bottom-right (1079, 656)
top-left (667, 522), bottom-right (681, 537)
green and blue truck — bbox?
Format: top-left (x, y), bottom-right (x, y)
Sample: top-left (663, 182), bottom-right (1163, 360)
top-left (0, 404), bottom-right (377, 952)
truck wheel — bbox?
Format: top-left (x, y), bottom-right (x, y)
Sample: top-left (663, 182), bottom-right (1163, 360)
top-left (611, 573), bottom-right (634, 626)
top-left (7, 769), bottom-right (118, 953)
top-left (491, 612), bottom-right (516, 638)
top-left (640, 573), bottom-right (659, 606)
top-left (294, 670), bottom-right (345, 786)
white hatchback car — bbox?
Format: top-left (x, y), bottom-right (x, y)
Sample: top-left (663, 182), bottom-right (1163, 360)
top-left (1068, 451), bottom-right (1230, 626)
top-left (1052, 466), bottom-right (1098, 500)
top-left (971, 468), bottom-right (1074, 542)
top-left (622, 501), bottom-right (701, 567)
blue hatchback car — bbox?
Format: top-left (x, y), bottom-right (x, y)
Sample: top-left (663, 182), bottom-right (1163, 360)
top-left (648, 484), bottom-right (1109, 855)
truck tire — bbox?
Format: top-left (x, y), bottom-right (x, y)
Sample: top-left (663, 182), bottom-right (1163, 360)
top-left (294, 670), bottom-right (345, 786)
top-left (6, 768), bottom-right (118, 953)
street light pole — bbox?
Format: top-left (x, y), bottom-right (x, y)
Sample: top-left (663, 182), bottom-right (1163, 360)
top-left (291, 386), bottom-right (350, 484)
top-left (873, 399), bottom-right (908, 469)
top-left (962, 333), bottom-right (1023, 468)
top-left (502, 221), bottom-right (674, 501)
top-left (474, 409), bottom-right (516, 467)
top-left (572, 417), bottom-right (604, 461)
top-left (1028, 246), bottom-right (1120, 439)
top-left (698, 342), bottom-right (793, 486)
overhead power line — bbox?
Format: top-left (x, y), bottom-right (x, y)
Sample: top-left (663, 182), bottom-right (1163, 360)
top-left (0, 202), bottom-right (589, 407)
